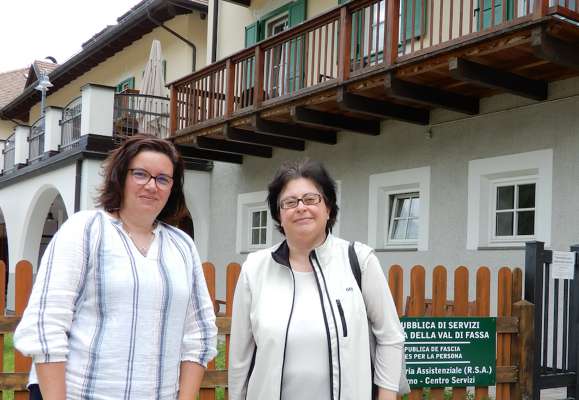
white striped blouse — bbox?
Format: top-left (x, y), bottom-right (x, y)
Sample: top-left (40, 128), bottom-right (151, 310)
top-left (15, 210), bottom-right (217, 399)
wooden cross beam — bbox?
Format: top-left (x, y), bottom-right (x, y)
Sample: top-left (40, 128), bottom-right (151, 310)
top-left (384, 73), bottom-right (479, 115)
top-left (336, 87), bottom-right (430, 125)
top-left (291, 106), bottom-right (381, 135)
top-left (252, 115), bottom-right (338, 145)
top-left (178, 144), bottom-right (244, 164)
top-left (223, 125), bottom-right (305, 151)
top-left (448, 57), bottom-right (547, 101)
top-left (196, 136), bottom-right (273, 158)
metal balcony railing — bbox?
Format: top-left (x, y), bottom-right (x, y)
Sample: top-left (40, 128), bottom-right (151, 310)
top-left (2, 133), bottom-right (16, 173)
top-left (28, 117), bottom-right (45, 164)
top-left (113, 91), bottom-right (170, 141)
top-left (60, 96), bottom-right (82, 151)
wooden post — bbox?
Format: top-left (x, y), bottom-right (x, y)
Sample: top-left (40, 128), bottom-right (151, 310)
top-left (512, 300), bottom-right (534, 400)
top-left (388, 265), bottom-right (404, 317)
top-left (452, 266), bottom-right (469, 400)
top-left (200, 262), bottom-right (217, 400)
top-left (14, 260), bottom-right (33, 400)
top-left (534, 0), bottom-right (549, 18)
top-left (0, 261), bottom-right (4, 398)
top-left (225, 59), bottom-right (236, 116)
top-left (386, 0), bottom-right (400, 65)
top-left (224, 262), bottom-right (241, 400)
top-left (338, 6), bottom-right (352, 82)
top-left (254, 46), bottom-right (265, 108)
top-left (474, 267), bottom-right (491, 400)
top-left (496, 267), bottom-right (513, 400)
top-left (169, 85), bottom-right (178, 136)
top-left (407, 266), bottom-right (425, 400)
top-left (430, 266), bottom-right (447, 400)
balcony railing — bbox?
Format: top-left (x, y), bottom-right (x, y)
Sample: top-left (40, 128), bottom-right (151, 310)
top-left (60, 96), bottom-right (82, 151)
top-left (2, 133), bottom-right (15, 173)
top-left (113, 91), bottom-right (170, 140)
top-left (170, 0), bottom-right (579, 135)
top-left (28, 117), bottom-right (45, 164)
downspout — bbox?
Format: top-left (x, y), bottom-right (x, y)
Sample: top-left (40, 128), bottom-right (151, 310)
top-left (146, 7), bottom-right (197, 71)
top-left (74, 160), bottom-right (82, 212)
top-left (211, 0), bottom-right (218, 62)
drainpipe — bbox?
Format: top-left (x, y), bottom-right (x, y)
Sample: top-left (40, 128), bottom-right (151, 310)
top-left (74, 160), bottom-right (82, 212)
top-left (146, 7), bottom-right (197, 71)
top-left (211, 0), bottom-right (218, 62)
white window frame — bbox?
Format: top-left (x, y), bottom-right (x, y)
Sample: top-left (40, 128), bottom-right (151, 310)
top-left (236, 191), bottom-right (273, 253)
top-left (467, 149), bottom-right (552, 249)
top-left (490, 178), bottom-right (537, 244)
top-left (248, 207), bottom-right (269, 249)
top-left (388, 192), bottom-right (420, 245)
top-left (368, 167), bottom-right (430, 251)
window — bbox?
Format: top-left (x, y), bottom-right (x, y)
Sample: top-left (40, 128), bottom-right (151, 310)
top-left (388, 192), bottom-right (420, 243)
top-left (250, 209), bottom-right (268, 247)
top-left (116, 77), bottom-right (135, 93)
top-left (236, 191), bottom-right (273, 253)
top-left (492, 182), bottom-right (535, 240)
top-left (368, 167), bottom-right (430, 251)
top-left (467, 149), bottom-right (552, 249)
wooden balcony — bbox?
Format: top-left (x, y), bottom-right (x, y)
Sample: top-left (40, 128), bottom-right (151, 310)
top-left (169, 0), bottom-right (579, 163)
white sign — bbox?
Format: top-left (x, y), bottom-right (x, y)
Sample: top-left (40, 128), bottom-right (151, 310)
top-left (551, 251), bottom-right (575, 280)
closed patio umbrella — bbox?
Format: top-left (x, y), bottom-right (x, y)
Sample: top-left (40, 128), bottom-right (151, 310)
top-left (139, 40), bottom-right (168, 137)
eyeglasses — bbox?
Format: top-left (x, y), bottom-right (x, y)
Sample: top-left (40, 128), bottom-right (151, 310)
top-left (128, 168), bottom-right (173, 189)
top-left (279, 193), bottom-right (322, 209)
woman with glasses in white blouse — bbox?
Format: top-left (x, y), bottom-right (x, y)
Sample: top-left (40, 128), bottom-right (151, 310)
top-left (15, 135), bottom-right (217, 400)
top-left (229, 159), bottom-right (406, 400)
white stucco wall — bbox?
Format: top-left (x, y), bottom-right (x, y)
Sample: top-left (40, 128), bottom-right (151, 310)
top-left (205, 75), bottom-right (579, 307)
top-left (213, 0), bottom-right (337, 61)
top-left (23, 13), bottom-right (207, 124)
top-left (183, 169), bottom-right (212, 261)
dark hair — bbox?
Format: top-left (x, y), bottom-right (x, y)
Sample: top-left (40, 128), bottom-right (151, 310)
top-left (96, 134), bottom-right (187, 225)
top-left (267, 159), bottom-right (339, 235)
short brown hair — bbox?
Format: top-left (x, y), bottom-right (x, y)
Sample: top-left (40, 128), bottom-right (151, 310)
top-left (267, 159), bottom-right (339, 235)
top-left (96, 135), bottom-right (186, 225)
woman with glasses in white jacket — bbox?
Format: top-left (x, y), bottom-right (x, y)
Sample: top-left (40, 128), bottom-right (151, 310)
top-left (229, 159), bottom-right (405, 400)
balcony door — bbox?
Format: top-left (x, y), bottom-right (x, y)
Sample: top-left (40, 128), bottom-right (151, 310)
top-left (266, 13), bottom-right (290, 96)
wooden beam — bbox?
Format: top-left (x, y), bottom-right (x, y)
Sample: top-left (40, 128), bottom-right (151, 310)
top-left (336, 88), bottom-right (429, 125)
top-left (252, 116), bottom-right (338, 145)
top-left (224, 125), bottom-right (305, 151)
top-left (291, 106), bottom-right (380, 135)
top-left (449, 57), bottom-right (547, 101)
top-left (178, 144), bottom-right (243, 164)
top-left (532, 27), bottom-right (579, 71)
top-left (384, 73), bottom-right (479, 115)
top-left (196, 136), bottom-right (273, 158)
top-left (221, 0), bottom-right (250, 6)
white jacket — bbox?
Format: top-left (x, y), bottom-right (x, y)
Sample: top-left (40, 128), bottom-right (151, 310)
top-left (229, 234), bottom-right (405, 400)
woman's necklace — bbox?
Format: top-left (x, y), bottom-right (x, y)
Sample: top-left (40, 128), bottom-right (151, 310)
top-left (118, 213), bottom-right (155, 256)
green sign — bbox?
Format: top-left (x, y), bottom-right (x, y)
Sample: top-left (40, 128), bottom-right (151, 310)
top-left (400, 317), bottom-right (496, 387)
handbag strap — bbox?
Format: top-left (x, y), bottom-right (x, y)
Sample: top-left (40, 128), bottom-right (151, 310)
top-left (348, 241), bottom-right (362, 291)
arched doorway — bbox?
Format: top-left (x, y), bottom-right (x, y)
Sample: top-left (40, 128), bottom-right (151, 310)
top-left (38, 195), bottom-right (68, 264)
top-left (177, 208), bottom-right (194, 240)
top-left (0, 208), bottom-right (8, 300)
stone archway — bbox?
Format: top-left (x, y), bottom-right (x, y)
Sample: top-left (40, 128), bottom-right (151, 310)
top-left (38, 195), bottom-right (68, 264)
top-left (0, 208), bottom-right (8, 300)
top-left (21, 185), bottom-right (69, 273)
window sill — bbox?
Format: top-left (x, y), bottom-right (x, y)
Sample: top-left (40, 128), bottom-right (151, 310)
top-left (375, 247), bottom-right (418, 252)
top-left (477, 246), bottom-right (526, 251)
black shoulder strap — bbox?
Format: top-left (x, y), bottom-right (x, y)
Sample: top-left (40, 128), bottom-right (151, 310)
top-left (348, 241), bottom-right (362, 291)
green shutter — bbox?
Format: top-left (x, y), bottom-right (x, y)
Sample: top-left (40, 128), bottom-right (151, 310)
top-left (116, 77), bottom-right (135, 93)
top-left (478, 0), bottom-right (513, 30)
top-left (245, 21), bottom-right (259, 48)
top-left (338, 0), bottom-right (348, 4)
top-left (401, 0), bottom-right (424, 40)
top-left (288, 0), bottom-right (307, 27)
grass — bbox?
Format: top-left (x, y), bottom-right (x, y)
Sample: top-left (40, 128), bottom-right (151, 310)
top-left (3, 333), bottom-right (14, 400)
